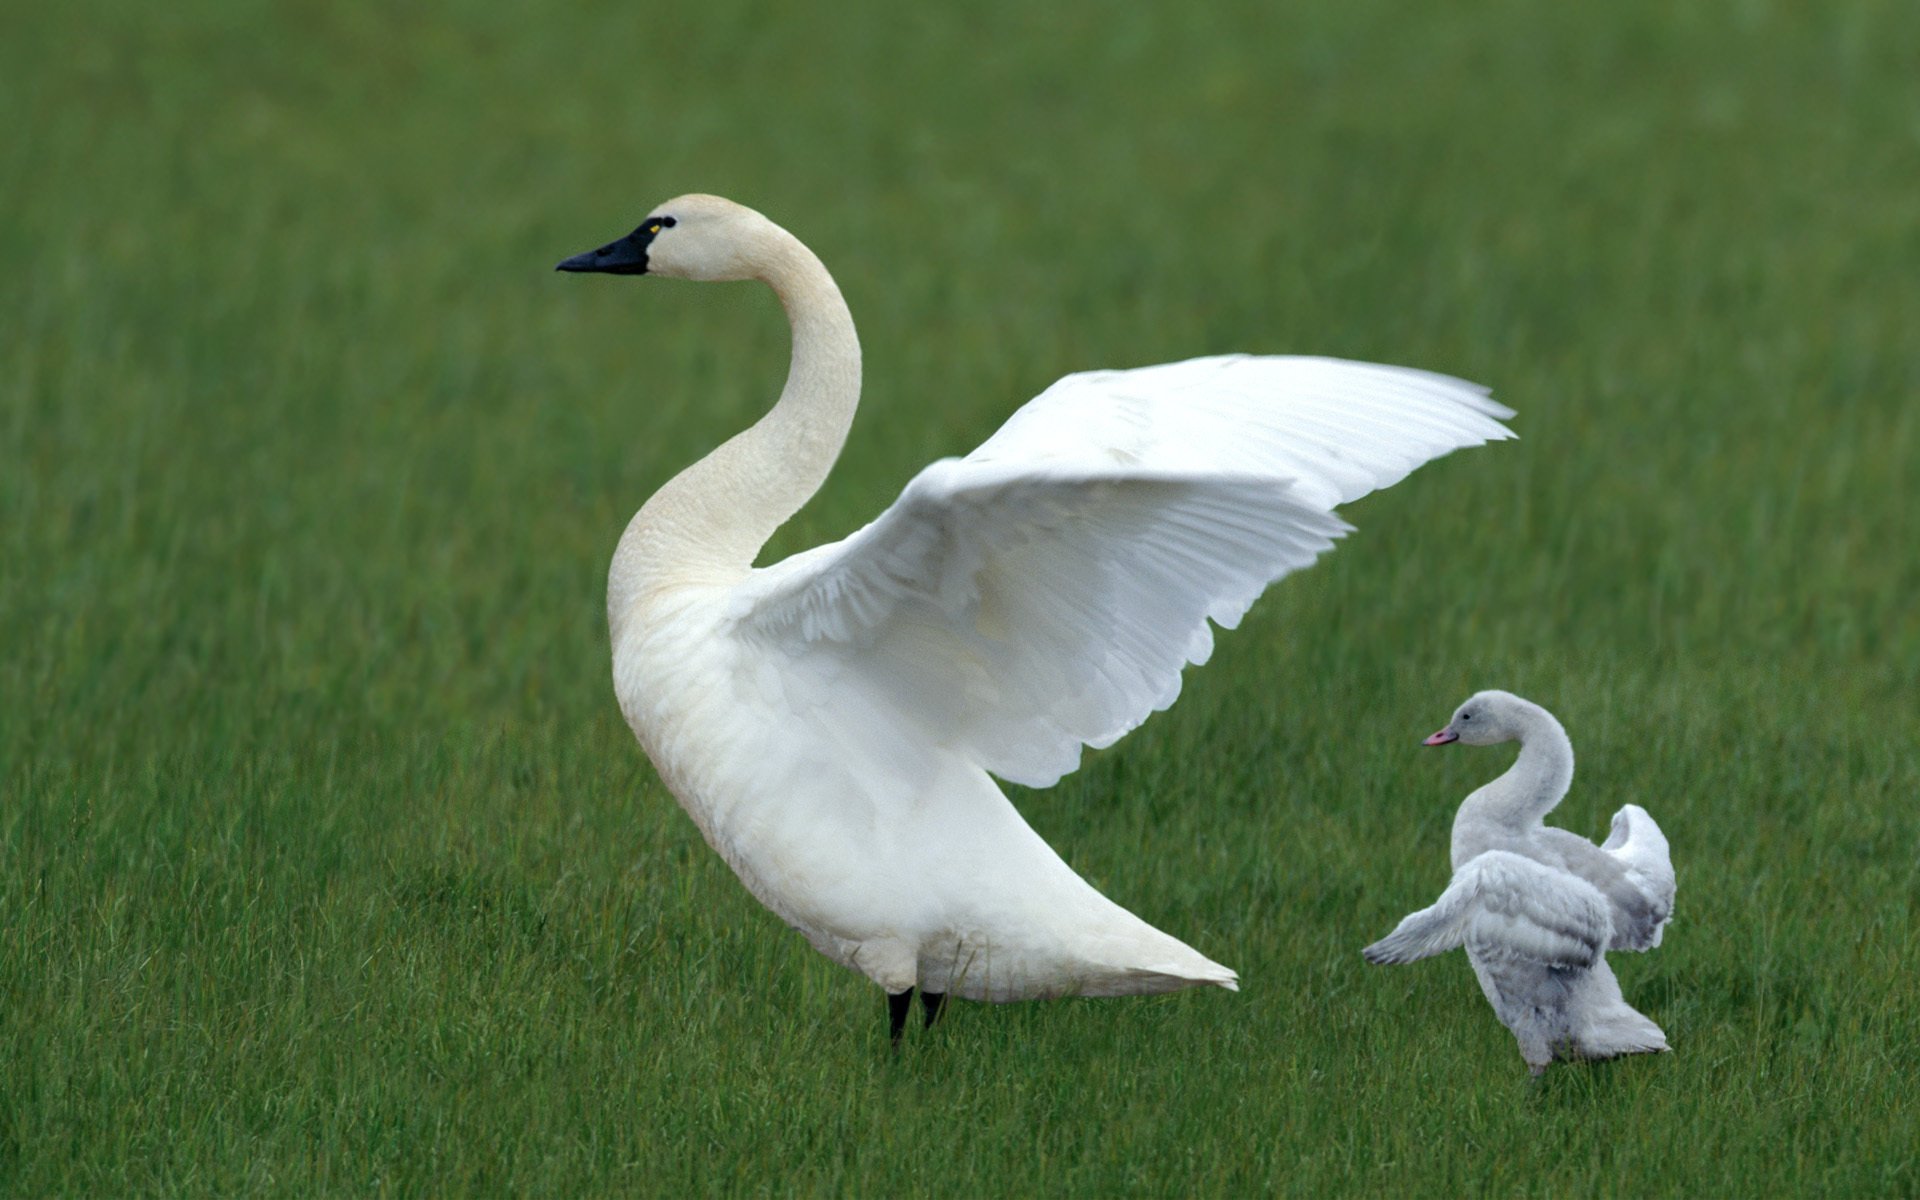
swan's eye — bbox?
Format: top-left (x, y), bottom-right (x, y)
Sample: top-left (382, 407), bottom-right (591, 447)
top-left (1461, 712), bottom-right (1472, 721)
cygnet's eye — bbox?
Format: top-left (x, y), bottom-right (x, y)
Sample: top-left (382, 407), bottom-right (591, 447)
top-left (1461, 712), bottom-right (1473, 721)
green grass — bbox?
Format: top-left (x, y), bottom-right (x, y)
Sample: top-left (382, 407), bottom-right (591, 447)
top-left (4, 0), bottom-right (1918, 1192)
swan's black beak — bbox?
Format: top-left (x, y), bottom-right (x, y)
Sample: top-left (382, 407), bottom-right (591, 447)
top-left (556, 227), bottom-right (653, 275)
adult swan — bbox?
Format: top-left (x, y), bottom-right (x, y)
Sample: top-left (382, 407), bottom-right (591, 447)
top-left (557, 195), bottom-right (1515, 1042)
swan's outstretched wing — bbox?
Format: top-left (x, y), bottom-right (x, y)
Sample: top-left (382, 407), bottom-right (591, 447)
top-left (727, 355), bottom-right (1514, 788)
top-left (964, 355), bottom-right (1511, 510)
top-left (1363, 851), bottom-right (1612, 968)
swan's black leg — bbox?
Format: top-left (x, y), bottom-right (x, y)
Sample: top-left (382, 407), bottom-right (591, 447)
top-left (921, 990), bottom-right (947, 1029)
top-left (888, 989), bottom-right (914, 1047)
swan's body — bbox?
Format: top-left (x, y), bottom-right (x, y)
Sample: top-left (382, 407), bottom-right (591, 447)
top-left (559, 195), bottom-right (1516, 1032)
top-left (1365, 691), bottom-right (1675, 1074)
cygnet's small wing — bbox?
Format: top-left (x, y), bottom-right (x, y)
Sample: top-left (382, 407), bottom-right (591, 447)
top-left (1532, 823), bottom-right (1665, 953)
top-left (1600, 803), bottom-right (1676, 949)
top-left (728, 355), bottom-right (1514, 789)
top-left (1364, 850), bottom-right (1612, 969)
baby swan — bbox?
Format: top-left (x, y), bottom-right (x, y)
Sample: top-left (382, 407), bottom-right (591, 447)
top-left (558, 195), bottom-right (1516, 1044)
top-left (1364, 691), bottom-right (1675, 1075)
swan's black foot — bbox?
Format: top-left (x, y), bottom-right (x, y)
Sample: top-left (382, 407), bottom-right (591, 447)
top-left (921, 990), bottom-right (947, 1029)
top-left (888, 989), bottom-right (914, 1047)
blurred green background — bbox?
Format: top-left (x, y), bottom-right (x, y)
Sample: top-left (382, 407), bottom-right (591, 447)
top-left (3, 0), bottom-right (1916, 1193)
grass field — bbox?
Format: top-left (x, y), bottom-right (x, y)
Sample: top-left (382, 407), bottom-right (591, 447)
top-left (5, 0), bottom-right (1918, 1192)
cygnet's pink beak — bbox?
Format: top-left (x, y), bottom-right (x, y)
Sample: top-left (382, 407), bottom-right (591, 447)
top-left (1423, 727), bottom-right (1459, 746)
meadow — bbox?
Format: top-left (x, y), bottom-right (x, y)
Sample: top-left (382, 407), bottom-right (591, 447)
top-left (3, 0), bottom-right (1917, 1192)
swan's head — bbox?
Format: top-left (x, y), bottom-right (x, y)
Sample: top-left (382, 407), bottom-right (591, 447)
top-left (1424, 689), bottom-right (1530, 747)
top-left (555, 194), bottom-right (777, 283)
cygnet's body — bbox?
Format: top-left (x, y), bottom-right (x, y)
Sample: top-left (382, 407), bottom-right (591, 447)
top-left (557, 195), bottom-right (1516, 1040)
top-left (1365, 691), bottom-right (1674, 1074)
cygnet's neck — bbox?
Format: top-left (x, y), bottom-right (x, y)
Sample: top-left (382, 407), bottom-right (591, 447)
top-left (608, 225), bottom-right (861, 640)
top-left (1450, 701), bottom-right (1575, 867)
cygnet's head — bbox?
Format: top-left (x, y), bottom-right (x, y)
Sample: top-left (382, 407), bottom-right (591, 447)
top-left (1424, 689), bottom-right (1533, 747)
top-left (555, 194), bottom-right (777, 283)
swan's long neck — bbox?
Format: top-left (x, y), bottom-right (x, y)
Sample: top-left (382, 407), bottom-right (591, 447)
top-left (608, 228), bottom-right (860, 637)
top-left (1450, 702), bottom-right (1575, 864)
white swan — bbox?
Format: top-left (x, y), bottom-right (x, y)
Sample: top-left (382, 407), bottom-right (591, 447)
top-left (1364, 690), bottom-right (1675, 1074)
top-left (557, 195), bottom-right (1516, 1041)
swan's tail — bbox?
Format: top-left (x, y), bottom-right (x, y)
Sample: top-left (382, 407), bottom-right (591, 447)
top-left (931, 953), bottom-right (1238, 1001)
top-left (1059, 919), bottom-right (1240, 997)
top-left (1571, 958), bottom-right (1669, 1060)
top-left (1577, 1001), bottom-right (1668, 1060)
top-left (1099, 955), bottom-right (1240, 996)
top-left (911, 921), bottom-right (1238, 1001)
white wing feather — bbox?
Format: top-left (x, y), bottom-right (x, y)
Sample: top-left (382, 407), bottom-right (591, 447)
top-left (1600, 803), bottom-right (1677, 949)
top-left (726, 355), bottom-right (1515, 787)
top-left (1363, 850), bottom-right (1613, 968)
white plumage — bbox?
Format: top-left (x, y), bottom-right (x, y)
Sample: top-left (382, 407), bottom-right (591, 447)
top-left (560, 195), bottom-right (1516, 1028)
top-left (731, 355), bottom-right (1511, 790)
top-left (1365, 691), bottom-right (1675, 1074)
